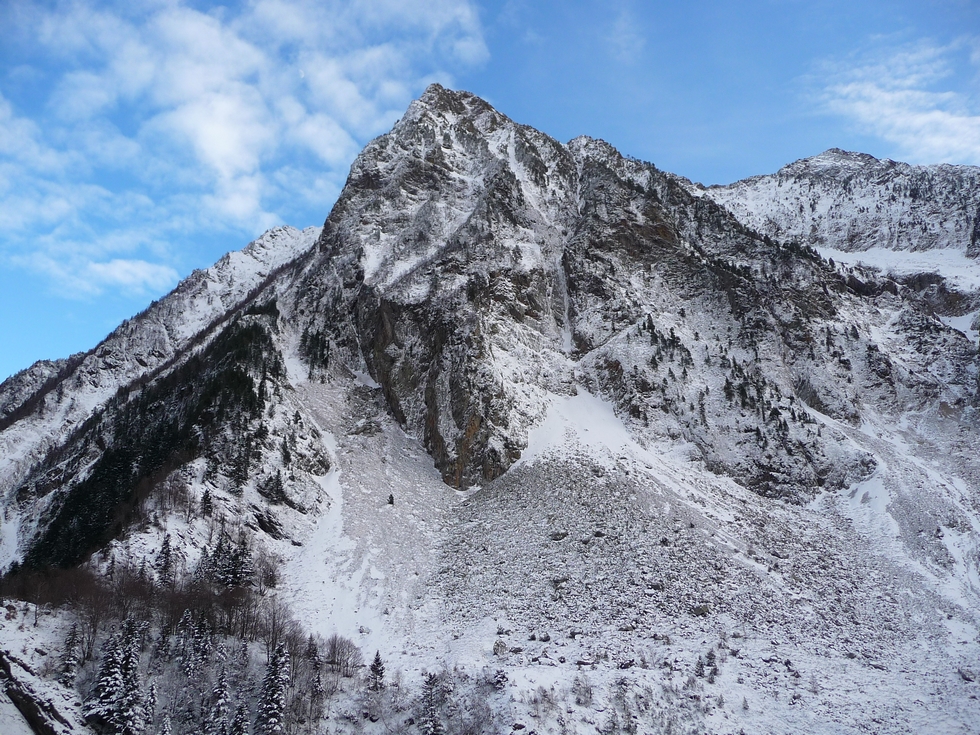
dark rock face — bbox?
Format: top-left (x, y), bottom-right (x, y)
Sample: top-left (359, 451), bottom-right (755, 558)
top-left (291, 85), bottom-right (580, 487)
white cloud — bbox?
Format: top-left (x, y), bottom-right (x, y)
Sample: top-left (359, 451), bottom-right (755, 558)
top-left (85, 259), bottom-right (180, 295)
top-left (606, 7), bottom-right (645, 64)
top-left (820, 39), bottom-right (980, 165)
top-left (0, 0), bottom-right (488, 300)
top-left (0, 93), bottom-right (65, 172)
top-left (52, 71), bottom-right (118, 121)
top-left (13, 249), bottom-right (179, 298)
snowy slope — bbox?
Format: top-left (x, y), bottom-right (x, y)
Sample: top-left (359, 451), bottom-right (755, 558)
top-left (0, 226), bottom-right (319, 565)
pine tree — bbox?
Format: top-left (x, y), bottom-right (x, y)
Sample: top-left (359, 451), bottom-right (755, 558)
top-left (203, 529), bottom-right (254, 587)
top-left (255, 642), bottom-right (290, 735)
top-left (191, 618), bottom-right (214, 674)
top-left (208, 667), bottom-right (232, 735)
top-left (229, 703), bottom-right (250, 735)
top-left (201, 487), bottom-right (214, 517)
top-left (159, 713), bottom-right (172, 735)
top-left (84, 628), bottom-right (123, 729)
top-left (304, 634), bottom-right (317, 662)
top-left (706, 648), bottom-right (718, 681)
top-left (209, 530), bottom-right (232, 586)
top-left (236, 638), bottom-right (250, 673)
top-left (418, 672), bottom-right (445, 735)
top-left (310, 654), bottom-right (325, 723)
top-left (231, 531), bottom-right (254, 586)
top-left (146, 682), bottom-right (157, 722)
top-left (195, 548), bottom-right (213, 585)
top-left (304, 634), bottom-right (324, 723)
top-left (60, 623), bottom-right (81, 687)
top-left (368, 651), bottom-right (385, 691)
top-left (156, 534), bottom-right (175, 587)
top-left (85, 618), bottom-right (146, 735)
top-left (117, 618), bottom-right (147, 735)
top-left (231, 435), bottom-right (251, 489)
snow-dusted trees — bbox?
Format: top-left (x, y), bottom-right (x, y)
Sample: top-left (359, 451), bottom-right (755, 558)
top-left (229, 704), bottom-right (250, 735)
top-left (368, 651), bottom-right (385, 692)
top-left (325, 633), bottom-right (363, 679)
top-left (200, 487), bottom-right (214, 517)
top-left (60, 623), bottom-right (81, 687)
top-left (174, 610), bottom-right (214, 681)
top-left (417, 672), bottom-right (445, 735)
top-left (155, 535), bottom-right (175, 588)
top-left (298, 635), bottom-right (326, 725)
top-left (117, 631), bottom-right (148, 735)
top-left (196, 528), bottom-right (253, 588)
top-left (84, 617), bottom-right (147, 735)
top-left (206, 667), bottom-right (232, 735)
top-left (255, 642), bottom-right (290, 735)
top-left (258, 596), bottom-right (304, 665)
top-left (4, 539), bottom-right (333, 735)
top-left (85, 627), bottom-right (123, 728)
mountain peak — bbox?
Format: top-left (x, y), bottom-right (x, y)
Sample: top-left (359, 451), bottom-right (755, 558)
top-left (707, 144), bottom-right (980, 257)
top-left (404, 83), bottom-right (496, 124)
top-left (782, 148), bottom-right (885, 176)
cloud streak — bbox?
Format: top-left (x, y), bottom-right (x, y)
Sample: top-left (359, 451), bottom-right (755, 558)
top-left (819, 39), bottom-right (980, 165)
top-left (606, 7), bottom-right (646, 64)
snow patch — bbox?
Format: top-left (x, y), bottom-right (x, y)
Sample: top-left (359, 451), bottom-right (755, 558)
top-left (819, 246), bottom-right (980, 293)
top-left (517, 388), bottom-right (640, 469)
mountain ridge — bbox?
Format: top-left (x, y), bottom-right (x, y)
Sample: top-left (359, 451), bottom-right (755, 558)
top-left (700, 146), bottom-right (980, 257)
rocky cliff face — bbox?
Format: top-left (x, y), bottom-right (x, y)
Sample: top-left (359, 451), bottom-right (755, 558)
top-left (2, 83), bottom-right (977, 560)
top-left (277, 86), bottom-right (974, 498)
top-left (288, 85), bottom-right (579, 487)
top-left (4, 86), bottom-right (979, 556)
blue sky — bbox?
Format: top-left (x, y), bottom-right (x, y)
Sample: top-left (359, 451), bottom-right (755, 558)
top-left (1, 0), bottom-right (979, 381)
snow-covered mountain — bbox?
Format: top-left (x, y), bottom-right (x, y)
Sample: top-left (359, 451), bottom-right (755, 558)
top-left (696, 149), bottom-right (980, 343)
top-left (700, 148), bottom-right (980, 257)
top-left (1, 85), bottom-right (979, 735)
top-left (0, 225), bottom-right (319, 511)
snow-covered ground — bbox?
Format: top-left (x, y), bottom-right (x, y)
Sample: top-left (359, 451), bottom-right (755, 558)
top-left (249, 363), bottom-right (980, 733)
top-left (819, 244), bottom-right (980, 292)
top-left (0, 605), bottom-right (89, 735)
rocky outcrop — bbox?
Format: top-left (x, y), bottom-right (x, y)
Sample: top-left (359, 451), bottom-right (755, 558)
top-left (2, 85), bottom-right (978, 570)
top-left (0, 650), bottom-right (78, 735)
